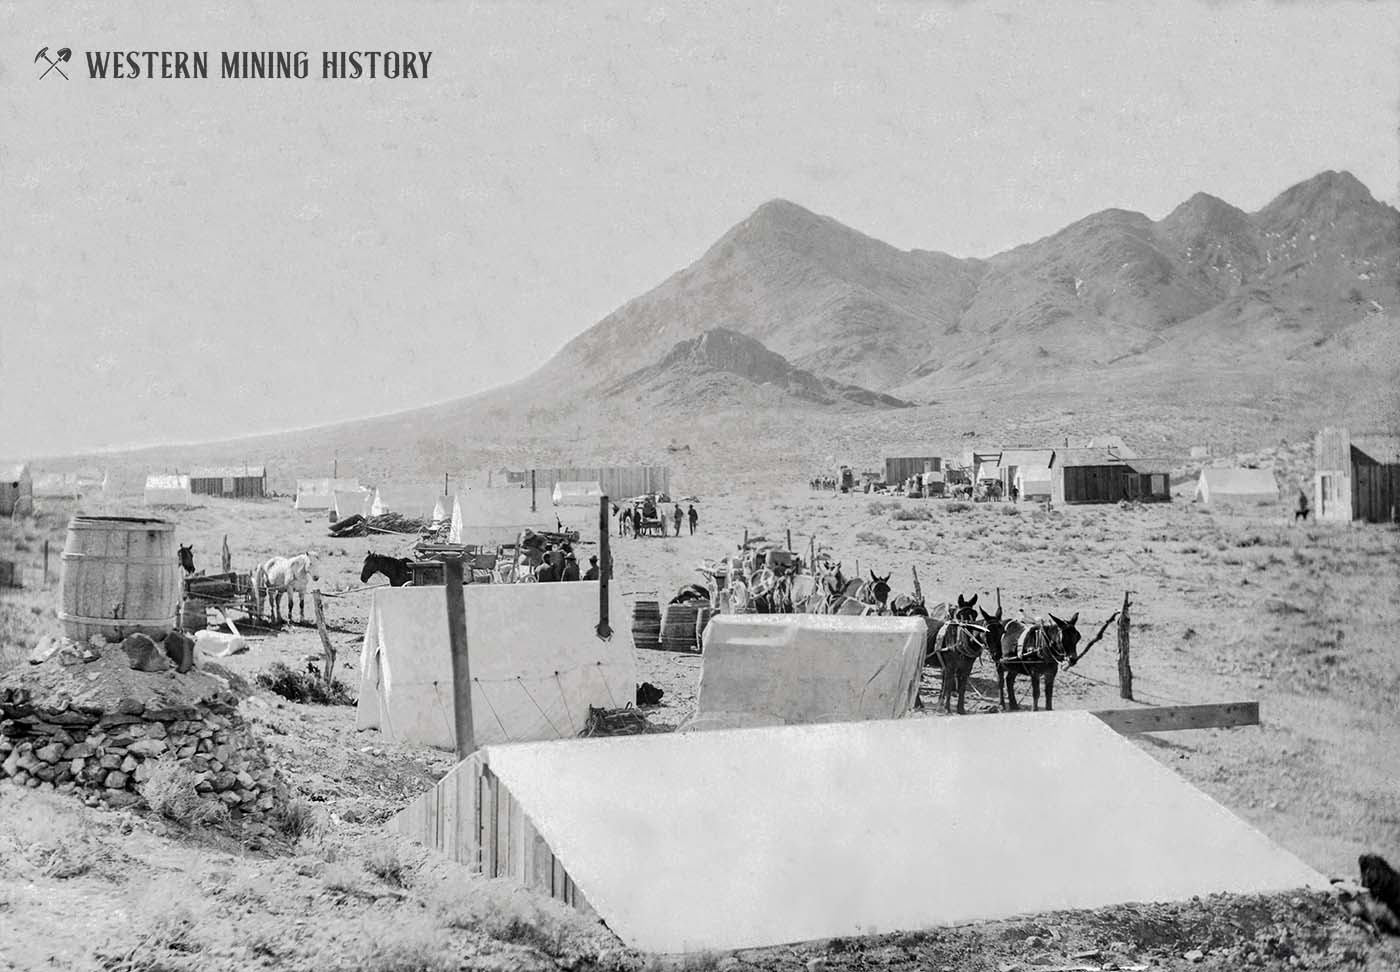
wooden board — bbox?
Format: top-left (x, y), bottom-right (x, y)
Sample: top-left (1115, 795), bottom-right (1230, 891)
top-left (1091, 701), bottom-right (1259, 734)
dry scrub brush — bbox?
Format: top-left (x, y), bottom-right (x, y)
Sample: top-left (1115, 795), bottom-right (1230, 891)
top-left (138, 759), bottom-right (230, 828)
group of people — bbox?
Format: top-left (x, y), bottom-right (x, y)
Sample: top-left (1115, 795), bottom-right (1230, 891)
top-left (528, 540), bottom-right (601, 582)
top-left (616, 498), bottom-right (699, 538)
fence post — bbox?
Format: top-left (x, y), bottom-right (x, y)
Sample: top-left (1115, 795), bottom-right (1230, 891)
top-left (444, 556), bottom-right (476, 760)
top-left (312, 591), bottom-right (336, 688)
top-left (531, 471), bottom-right (536, 513)
top-left (1117, 591), bottom-right (1133, 701)
top-left (597, 496), bottom-right (612, 638)
top-left (43, 540), bottom-right (49, 585)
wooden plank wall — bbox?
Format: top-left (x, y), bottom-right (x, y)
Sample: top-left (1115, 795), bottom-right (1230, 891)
top-left (1060, 465), bottom-right (1129, 504)
top-left (1354, 461), bottom-right (1400, 523)
top-left (885, 457), bottom-right (941, 483)
top-left (1092, 701), bottom-right (1259, 734)
top-left (530, 467), bottom-right (671, 501)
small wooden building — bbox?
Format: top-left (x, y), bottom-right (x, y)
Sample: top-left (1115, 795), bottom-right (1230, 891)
top-left (1050, 449), bottom-right (1132, 505)
top-left (1314, 428), bottom-right (1400, 523)
top-left (530, 466), bottom-right (670, 502)
top-left (1123, 459), bottom-right (1173, 503)
top-left (189, 465), bottom-right (267, 499)
top-left (0, 463), bottom-right (33, 516)
top-left (883, 448), bottom-right (943, 487)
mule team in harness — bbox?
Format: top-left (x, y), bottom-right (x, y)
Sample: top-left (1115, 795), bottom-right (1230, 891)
top-left (679, 552), bottom-right (1094, 716)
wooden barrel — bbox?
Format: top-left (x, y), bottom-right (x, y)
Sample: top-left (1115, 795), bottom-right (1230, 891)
top-left (631, 600), bottom-right (662, 651)
top-left (662, 602), bottom-right (700, 653)
top-left (695, 606), bottom-right (715, 651)
top-left (58, 516), bottom-right (179, 643)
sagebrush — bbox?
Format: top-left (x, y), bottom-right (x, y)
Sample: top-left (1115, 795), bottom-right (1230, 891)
top-left (255, 662), bottom-right (354, 706)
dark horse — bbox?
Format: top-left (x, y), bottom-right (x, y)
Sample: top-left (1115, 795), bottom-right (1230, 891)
top-left (927, 594), bottom-right (982, 714)
top-left (178, 544), bottom-right (195, 576)
top-left (998, 612), bottom-right (1081, 711)
top-left (361, 552), bottom-right (413, 587)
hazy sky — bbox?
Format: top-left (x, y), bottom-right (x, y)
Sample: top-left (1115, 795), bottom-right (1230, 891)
top-left (2, 0), bottom-right (1396, 459)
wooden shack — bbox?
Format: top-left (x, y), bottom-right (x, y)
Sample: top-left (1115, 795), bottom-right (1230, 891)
top-left (189, 465), bottom-right (267, 499)
top-left (1314, 428), bottom-right (1400, 523)
top-left (1123, 458), bottom-right (1173, 503)
top-left (883, 448), bottom-right (943, 486)
top-left (1049, 449), bottom-right (1132, 505)
top-left (0, 463), bottom-right (33, 516)
top-left (529, 466), bottom-right (670, 501)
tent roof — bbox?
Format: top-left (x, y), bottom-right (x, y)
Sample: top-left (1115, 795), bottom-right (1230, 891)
top-left (145, 474), bottom-right (190, 490)
top-left (297, 477), bottom-right (361, 494)
top-left (1198, 467), bottom-right (1278, 494)
top-left (189, 465), bottom-right (265, 479)
top-left (997, 449), bottom-right (1055, 467)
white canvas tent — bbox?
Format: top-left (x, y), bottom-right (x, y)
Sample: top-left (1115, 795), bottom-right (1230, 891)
top-left (143, 474), bottom-right (193, 507)
top-left (1194, 468), bottom-right (1278, 505)
top-left (691, 614), bottom-right (924, 730)
top-left (356, 584), bottom-right (636, 749)
top-left (370, 485), bottom-right (440, 520)
top-left (295, 477), bottom-right (362, 511)
top-left (449, 490), bottom-right (583, 546)
top-left (552, 480), bottom-right (604, 508)
top-left (430, 495), bottom-right (451, 527)
top-left (333, 489), bottom-right (371, 519)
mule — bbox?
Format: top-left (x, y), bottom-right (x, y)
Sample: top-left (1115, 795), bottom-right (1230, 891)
top-left (177, 544), bottom-right (195, 576)
top-left (362, 552), bottom-right (412, 587)
top-left (927, 594), bottom-right (982, 714)
top-left (998, 612), bottom-right (1081, 711)
top-left (832, 570), bottom-right (891, 615)
top-left (255, 552), bottom-right (321, 625)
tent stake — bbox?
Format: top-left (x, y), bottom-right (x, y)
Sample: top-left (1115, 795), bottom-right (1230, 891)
top-left (444, 556), bottom-right (476, 760)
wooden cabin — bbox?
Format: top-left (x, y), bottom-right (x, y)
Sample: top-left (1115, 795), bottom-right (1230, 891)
top-left (1314, 428), bottom-right (1400, 523)
top-left (1049, 449), bottom-right (1131, 504)
top-left (883, 448), bottom-right (943, 487)
top-left (189, 465), bottom-right (267, 499)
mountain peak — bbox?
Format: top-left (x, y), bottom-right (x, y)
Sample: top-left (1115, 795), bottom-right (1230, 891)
top-left (1258, 169), bottom-right (1381, 222)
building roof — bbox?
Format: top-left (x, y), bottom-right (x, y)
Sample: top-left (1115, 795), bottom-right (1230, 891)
top-left (883, 445), bottom-right (944, 459)
top-left (1197, 467), bottom-right (1278, 495)
top-left (0, 463), bottom-right (30, 481)
top-left (1053, 449), bottom-right (1129, 467)
top-left (997, 449), bottom-right (1055, 467)
top-left (1064, 435), bottom-right (1137, 458)
top-left (1352, 436), bottom-right (1400, 465)
top-left (1125, 457), bottom-right (1174, 476)
top-left (189, 465), bottom-right (265, 479)
top-left (145, 474), bottom-right (190, 490)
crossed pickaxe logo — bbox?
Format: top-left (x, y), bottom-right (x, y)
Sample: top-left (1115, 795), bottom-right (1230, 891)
top-left (36, 46), bottom-right (72, 80)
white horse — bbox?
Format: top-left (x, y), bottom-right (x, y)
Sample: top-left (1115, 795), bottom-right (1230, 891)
top-left (254, 551), bottom-right (320, 624)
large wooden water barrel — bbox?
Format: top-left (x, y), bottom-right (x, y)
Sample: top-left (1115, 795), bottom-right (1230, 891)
top-left (58, 516), bottom-right (180, 643)
top-left (661, 602), bottom-right (700, 653)
top-left (631, 600), bottom-right (661, 651)
top-left (694, 606), bottom-right (715, 651)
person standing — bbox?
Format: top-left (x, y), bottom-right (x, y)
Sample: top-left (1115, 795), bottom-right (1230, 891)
top-left (1296, 487), bottom-right (1311, 522)
top-left (561, 552), bottom-right (580, 582)
top-left (672, 504), bottom-right (683, 537)
top-left (687, 504), bottom-right (698, 535)
top-left (583, 555), bottom-right (600, 581)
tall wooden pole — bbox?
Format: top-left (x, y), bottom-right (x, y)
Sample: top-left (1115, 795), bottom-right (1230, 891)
top-left (1117, 591), bottom-right (1133, 701)
top-left (786, 528), bottom-right (792, 552)
top-left (531, 471), bottom-right (537, 513)
top-left (43, 540), bottom-right (49, 585)
top-left (597, 496), bottom-right (612, 637)
top-left (444, 556), bottom-right (476, 760)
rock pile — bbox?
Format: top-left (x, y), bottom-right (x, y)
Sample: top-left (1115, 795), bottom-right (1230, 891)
top-left (0, 646), bottom-right (289, 824)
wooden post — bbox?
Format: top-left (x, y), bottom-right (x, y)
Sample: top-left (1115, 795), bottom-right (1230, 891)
top-left (221, 535), bottom-right (231, 574)
top-left (995, 586), bottom-right (1001, 613)
top-left (742, 528), bottom-right (748, 550)
top-left (444, 556), bottom-right (476, 760)
top-left (1117, 591), bottom-right (1133, 701)
top-left (597, 496), bottom-right (612, 637)
top-left (809, 536), bottom-right (815, 571)
top-left (786, 528), bottom-right (792, 552)
top-left (444, 472), bottom-right (448, 496)
top-left (312, 592), bottom-right (336, 688)
top-left (43, 540), bottom-right (49, 585)
top-left (531, 471), bottom-right (537, 513)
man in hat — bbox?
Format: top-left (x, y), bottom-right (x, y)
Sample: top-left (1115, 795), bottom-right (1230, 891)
top-left (561, 551), bottom-right (580, 582)
top-left (672, 503), bottom-right (684, 536)
top-left (583, 555), bottom-right (600, 581)
top-left (687, 503), bottom-right (698, 535)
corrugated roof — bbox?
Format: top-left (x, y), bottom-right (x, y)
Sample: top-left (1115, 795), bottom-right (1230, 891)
top-left (189, 465), bottom-right (265, 479)
top-left (1353, 436), bottom-right (1400, 465)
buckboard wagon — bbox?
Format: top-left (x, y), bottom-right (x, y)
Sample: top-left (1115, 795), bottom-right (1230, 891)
top-left (180, 570), bottom-right (267, 632)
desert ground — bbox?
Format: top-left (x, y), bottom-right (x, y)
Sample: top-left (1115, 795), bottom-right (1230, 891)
top-left (2, 483), bottom-right (1399, 971)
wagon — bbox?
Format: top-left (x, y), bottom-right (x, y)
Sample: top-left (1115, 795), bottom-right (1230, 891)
top-left (180, 570), bottom-right (264, 632)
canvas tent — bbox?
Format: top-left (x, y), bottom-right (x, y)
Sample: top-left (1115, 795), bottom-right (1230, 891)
top-left (143, 474), bottom-right (193, 507)
top-left (356, 583), bottom-right (636, 749)
top-left (552, 481), bottom-right (604, 507)
top-left (1015, 465), bottom-right (1053, 500)
top-left (449, 490), bottom-right (586, 546)
top-left (431, 495), bottom-right (451, 527)
top-left (370, 485), bottom-right (441, 520)
top-left (0, 463), bottom-right (33, 517)
top-left (1194, 467), bottom-right (1278, 505)
top-left (295, 477), bottom-right (361, 511)
top-left (691, 614), bottom-right (924, 730)
top-left (333, 489), bottom-right (371, 519)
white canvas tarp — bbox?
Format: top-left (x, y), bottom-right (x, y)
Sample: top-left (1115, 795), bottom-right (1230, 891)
top-left (295, 477), bottom-right (362, 511)
top-left (143, 474), bottom-right (192, 507)
top-left (692, 614), bottom-right (924, 729)
top-left (551, 481), bottom-right (604, 507)
top-left (1016, 465), bottom-right (1052, 498)
top-left (356, 583), bottom-right (636, 749)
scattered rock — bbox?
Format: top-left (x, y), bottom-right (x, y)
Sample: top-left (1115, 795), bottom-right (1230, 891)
top-left (28, 635), bottom-right (61, 666)
top-left (121, 634), bottom-right (171, 673)
top-left (1184, 949), bottom-right (1205, 963)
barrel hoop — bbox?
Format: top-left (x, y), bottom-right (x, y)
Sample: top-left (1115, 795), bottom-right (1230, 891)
top-left (60, 553), bottom-right (177, 565)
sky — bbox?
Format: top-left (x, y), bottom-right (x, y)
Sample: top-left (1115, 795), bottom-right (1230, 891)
top-left (2, 0), bottom-right (1397, 459)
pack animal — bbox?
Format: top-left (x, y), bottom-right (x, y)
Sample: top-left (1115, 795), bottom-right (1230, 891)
top-left (998, 612), bottom-right (1081, 711)
top-left (254, 552), bottom-right (321, 624)
top-left (361, 551), bottom-right (412, 587)
top-left (177, 544), bottom-right (195, 576)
